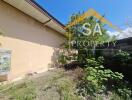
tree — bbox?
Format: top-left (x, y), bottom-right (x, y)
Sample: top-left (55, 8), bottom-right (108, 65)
top-left (60, 12), bottom-right (115, 64)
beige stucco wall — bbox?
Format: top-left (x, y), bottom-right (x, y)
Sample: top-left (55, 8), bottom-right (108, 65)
top-left (0, 1), bottom-right (65, 81)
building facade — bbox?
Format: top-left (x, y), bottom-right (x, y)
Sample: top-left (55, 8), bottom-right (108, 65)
top-left (0, 0), bottom-right (65, 81)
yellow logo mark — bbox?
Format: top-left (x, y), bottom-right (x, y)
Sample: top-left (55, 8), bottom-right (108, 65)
top-left (65, 9), bottom-right (122, 33)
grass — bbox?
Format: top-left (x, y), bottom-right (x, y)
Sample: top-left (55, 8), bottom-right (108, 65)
top-left (0, 69), bottom-right (130, 100)
top-left (56, 78), bottom-right (81, 100)
top-left (0, 68), bottom-right (130, 100)
top-left (0, 69), bottom-right (81, 100)
top-left (0, 80), bottom-right (36, 100)
top-left (42, 72), bottom-right (81, 100)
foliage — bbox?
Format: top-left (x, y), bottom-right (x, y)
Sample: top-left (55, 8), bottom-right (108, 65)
top-left (66, 13), bottom-right (109, 45)
top-left (109, 83), bottom-right (132, 100)
top-left (113, 50), bottom-right (131, 65)
top-left (65, 12), bottom-right (115, 64)
top-left (59, 12), bottom-right (116, 66)
top-left (97, 56), bottom-right (105, 64)
top-left (58, 11), bottom-right (132, 99)
top-left (58, 52), bottom-right (68, 65)
top-left (114, 82), bottom-right (132, 100)
top-left (77, 57), bottom-right (124, 97)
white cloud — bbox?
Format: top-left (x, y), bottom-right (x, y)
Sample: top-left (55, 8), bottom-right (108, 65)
top-left (107, 27), bottom-right (132, 40)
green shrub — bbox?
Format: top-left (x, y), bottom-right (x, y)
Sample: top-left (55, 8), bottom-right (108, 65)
top-left (115, 82), bottom-right (132, 100)
top-left (84, 58), bottom-right (99, 67)
top-left (110, 84), bottom-right (132, 100)
top-left (77, 57), bottom-right (124, 96)
top-left (117, 87), bottom-right (132, 100)
top-left (113, 50), bottom-right (131, 65)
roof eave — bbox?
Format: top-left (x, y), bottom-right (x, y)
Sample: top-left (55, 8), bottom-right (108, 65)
top-left (3, 0), bottom-right (66, 35)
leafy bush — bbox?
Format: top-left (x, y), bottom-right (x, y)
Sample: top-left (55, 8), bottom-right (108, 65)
top-left (114, 82), bottom-right (132, 100)
top-left (109, 83), bottom-right (132, 100)
top-left (77, 57), bottom-right (124, 97)
top-left (84, 58), bottom-right (99, 67)
top-left (113, 50), bottom-right (131, 65)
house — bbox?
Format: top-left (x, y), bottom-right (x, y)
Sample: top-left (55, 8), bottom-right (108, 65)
top-left (0, 0), bottom-right (65, 81)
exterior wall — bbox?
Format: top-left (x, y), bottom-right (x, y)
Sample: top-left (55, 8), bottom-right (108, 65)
top-left (0, 1), bottom-right (65, 81)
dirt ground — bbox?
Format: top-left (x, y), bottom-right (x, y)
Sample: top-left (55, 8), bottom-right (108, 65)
top-left (0, 68), bottom-right (81, 100)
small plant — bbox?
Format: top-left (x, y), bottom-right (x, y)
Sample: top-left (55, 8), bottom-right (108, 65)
top-left (85, 58), bottom-right (99, 67)
top-left (97, 56), bottom-right (105, 64)
top-left (58, 53), bottom-right (67, 65)
top-left (57, 79), bottom-right (81, 100)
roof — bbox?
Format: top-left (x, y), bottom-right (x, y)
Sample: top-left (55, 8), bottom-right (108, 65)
top-left (3, 0), bottom-right (66, 35)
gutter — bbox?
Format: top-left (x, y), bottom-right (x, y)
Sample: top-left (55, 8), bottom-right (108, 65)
top-left (25, 0), bottom-right (65, 29)
top-left (43, 19), bottom-right (52, 26)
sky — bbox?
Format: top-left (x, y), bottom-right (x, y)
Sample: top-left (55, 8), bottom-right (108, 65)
top-left (36, 0), bottom-right (132, 38)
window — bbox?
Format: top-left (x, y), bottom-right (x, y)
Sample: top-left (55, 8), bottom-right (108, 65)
top-left (0, 49), bottom-right (11, 75)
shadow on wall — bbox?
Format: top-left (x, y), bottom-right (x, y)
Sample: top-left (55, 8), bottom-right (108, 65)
top-left (50, 48), bottom-right (61, 68)
top-left (0, 1), bottom-right (65, 48)
top-left (3, 26), bottom-right (64, 48)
